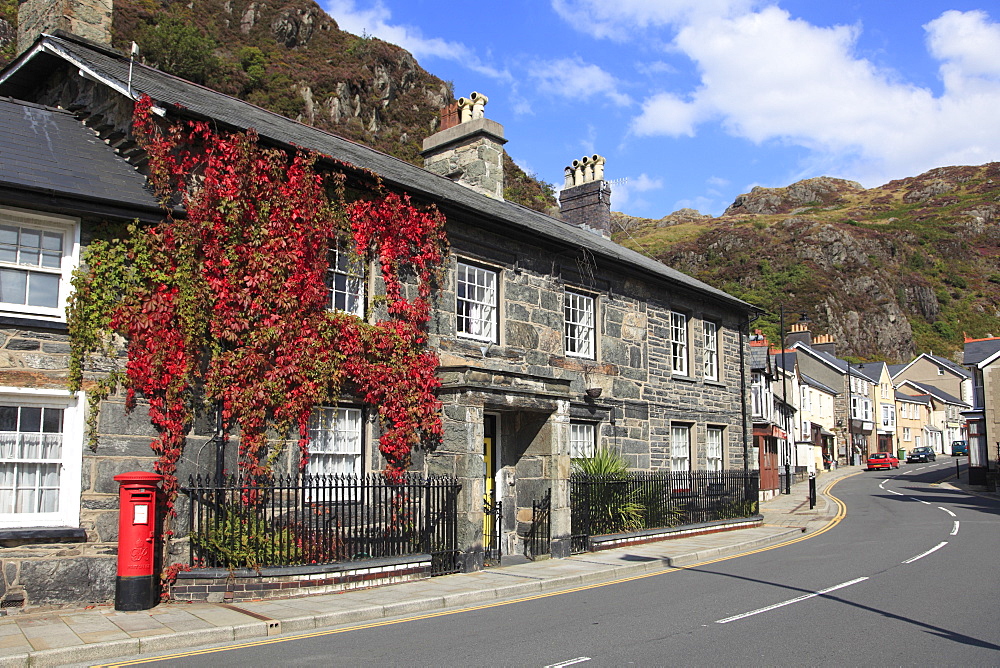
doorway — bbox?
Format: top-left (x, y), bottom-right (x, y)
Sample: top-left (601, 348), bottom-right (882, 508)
top-left (483, 414), bottom-right (501, 563)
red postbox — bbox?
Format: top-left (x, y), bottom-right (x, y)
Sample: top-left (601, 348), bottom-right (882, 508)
top-left (114, 471), bottom-right (164, 611)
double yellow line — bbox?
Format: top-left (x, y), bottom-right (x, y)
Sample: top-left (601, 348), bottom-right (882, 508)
top-left (96, 475), bottom-right (855, 667)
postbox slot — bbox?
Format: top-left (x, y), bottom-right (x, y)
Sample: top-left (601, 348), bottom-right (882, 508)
top-left (130, 492), bottom-right (153, 500)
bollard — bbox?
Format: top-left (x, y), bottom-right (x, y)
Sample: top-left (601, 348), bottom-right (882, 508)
top-left (114, 472), bottom-right (164, 611)
top-left (808, 474), bottom-right (817, 509)
top-left (956, 458), bottom-right (961, 481)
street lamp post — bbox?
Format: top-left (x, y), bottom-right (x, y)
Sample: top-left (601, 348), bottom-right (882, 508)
top-left (846, 360), bottom-right (855, 467)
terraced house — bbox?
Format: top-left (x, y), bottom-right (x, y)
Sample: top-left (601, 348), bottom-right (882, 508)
top-left (0, 17), bottom-right (759, 607)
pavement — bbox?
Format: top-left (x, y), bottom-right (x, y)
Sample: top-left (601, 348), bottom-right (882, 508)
top-left (0, 463), bottom-right (979, 667)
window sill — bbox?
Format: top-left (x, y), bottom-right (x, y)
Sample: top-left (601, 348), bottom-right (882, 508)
top-left (671, 374), bottom-right (697, 383)
top-left (704, 380), bottom-right (728, 389)
top-left (0, 526), bottom-right (87, 543)
top-left (0, 314), bottom-right (68, 332)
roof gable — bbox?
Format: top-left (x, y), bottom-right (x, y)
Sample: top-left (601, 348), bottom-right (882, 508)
top-left (897, 379), bottom-right (968, 406)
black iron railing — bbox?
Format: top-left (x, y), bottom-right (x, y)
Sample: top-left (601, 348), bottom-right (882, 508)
top-left (483, 490), bottom-right (502, 566)
top-left (570, 470), bottom-right (759, 552)
top-left (778, 466), bottom-right (809, 493)
top-left (182, 473), bottom-right (462, 575)
top-left (525, 489), bottom-right (551, 560)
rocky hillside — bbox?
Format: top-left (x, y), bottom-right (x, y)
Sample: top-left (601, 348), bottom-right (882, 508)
top-left (614, 167), bottom-right (1000, 361)
top-left (0, 0), bottom-right (556, 211)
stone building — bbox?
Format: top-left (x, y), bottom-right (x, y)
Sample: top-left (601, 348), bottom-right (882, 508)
top-left (0, 25), bottom-right (759, 606)
top-left (0, 95), bottom-right (162, 606)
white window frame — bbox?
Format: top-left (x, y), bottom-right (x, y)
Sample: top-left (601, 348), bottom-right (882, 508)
top-left (0, 207), bottom-right (80, 322)
top-left (706, 426), bottom-right (724, 472)
top-left (327, 240), bottom-right (365, 316)
top-left (703, 321), bottom-right (718, 381)
top-left (569, 422), bottom-right (596, 459)
top-left (751, 371), bottom-right (771, 421)
top-left (903, 426), bottom-right (912, 442)
top-left (0, 387), bottom-right (83, 529)
top-left (564, 290), bottom-right (595, 359)
top-left (670, 311), bottom-right (688, 376)
top-left (456, 261), bottom-right (498, 343)
top-left (671, 424), bottom-right (691, 472)
top-left (307, 406), bottom-right (363, 477)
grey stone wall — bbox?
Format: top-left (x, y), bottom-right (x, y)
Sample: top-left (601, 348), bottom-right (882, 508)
top-left (0, 316), bottom-right (127, 608)
top-left (559, 180), bottom-right (612, 237)
top-left (421, 118), bottom-right (506, 200)
top-left (427, 217), bottom-right (751, 562)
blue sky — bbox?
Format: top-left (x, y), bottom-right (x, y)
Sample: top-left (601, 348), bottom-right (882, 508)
top-left (323, 1), bottom-right (1000, 218)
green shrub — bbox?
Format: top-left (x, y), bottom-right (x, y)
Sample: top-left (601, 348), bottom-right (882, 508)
top-left (189, 511), bottom-right (300, 569)
top-left (573, 449), bottom-right (644, 533)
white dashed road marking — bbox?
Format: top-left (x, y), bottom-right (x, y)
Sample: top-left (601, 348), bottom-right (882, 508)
top-left (715, 578), bottom-right (869, 624)
top-left (545, 658), bottom-right (591, 668)
top-left (902, 541), bottom-right (948, 564)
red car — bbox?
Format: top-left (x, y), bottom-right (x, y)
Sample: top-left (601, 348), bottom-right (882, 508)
top-left (867, 452), bottom-right (899, 470)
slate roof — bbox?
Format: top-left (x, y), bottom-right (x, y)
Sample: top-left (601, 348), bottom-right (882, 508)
top-left (772, 350), bottom-right (795, 371)
top-left (964, 338), bottom-right (1000, 366)
top-left (0, 96), bottom-right (158, 212)
top-left (748, 345), bottom-right (770, 371)
top-left (895, 390), bottom-right (931, 405)
top-left (886, 363), bottom-right (908, 378)
top-left (0, 34), bottom-right (757, 312)
top-left (898, 380), bottom-right (968, 407)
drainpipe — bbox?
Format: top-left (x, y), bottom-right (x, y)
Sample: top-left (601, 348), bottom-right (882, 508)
top-left (740, 312), bottom-right (761, 472)
top-left (740, 312), bottom-right (760, 505)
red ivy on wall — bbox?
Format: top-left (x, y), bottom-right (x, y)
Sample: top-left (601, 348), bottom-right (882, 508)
top-left (72, 96), bottom-right (447, 501)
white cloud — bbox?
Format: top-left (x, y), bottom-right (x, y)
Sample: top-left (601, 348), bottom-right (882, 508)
top-left (925, 10), bottom-right (1000, 94)
top-left (551, 0), bottom-right (755, 40)
top-left (631, 92), bottom-right (701, 137)
top-left (529, 57), bottom-right (632, 106)
top-left (324, 0), bottom-right (510, 80)
top-left (610, 172), bottom-right (663, 211)
top-left (635, 60), bottom-right (679, 77)
top-left (620, 6), bottom-right (1000, 185)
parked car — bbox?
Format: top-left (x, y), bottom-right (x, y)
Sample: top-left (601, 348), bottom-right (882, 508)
top-left (907, 446), bottom-right (937, 463)
top-left (951, 440), bottom-right (969, 456)
top-left (867, 452), bottom-right (900, 470)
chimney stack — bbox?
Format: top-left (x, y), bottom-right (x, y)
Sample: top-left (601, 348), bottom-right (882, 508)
top-left (812, 333), bottom-right (837, 356)
top-left (785, 321), bottom-right (812, 348)
top-left (18, 0), bottom-right (113, 52)
top-left (559, 154), bottom-right (611, 238)
top-left (422, 92), bottom-right (506, 199)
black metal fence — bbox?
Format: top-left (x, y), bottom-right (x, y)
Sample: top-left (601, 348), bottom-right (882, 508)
top-left (182, 473), bottom-right (462, 576)
top-left (483, 490), bottom-right (502, 566)
top-left (571, 470), bottom-right (759, 552)
top-left (778, 465), bottom-right (809, 494)
top-left (525, 489), bottom-right (551, 560)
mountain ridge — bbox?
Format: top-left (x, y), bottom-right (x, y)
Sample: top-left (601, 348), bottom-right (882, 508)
top-left (613, 165), bottom-right (1000, 361)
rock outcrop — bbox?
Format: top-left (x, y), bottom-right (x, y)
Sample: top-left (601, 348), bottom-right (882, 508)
top-left (614, 165), bottom-right (1000, 361)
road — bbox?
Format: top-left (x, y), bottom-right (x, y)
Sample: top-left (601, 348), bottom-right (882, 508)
top-left (105, 461), bottom-right (1000, 666)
